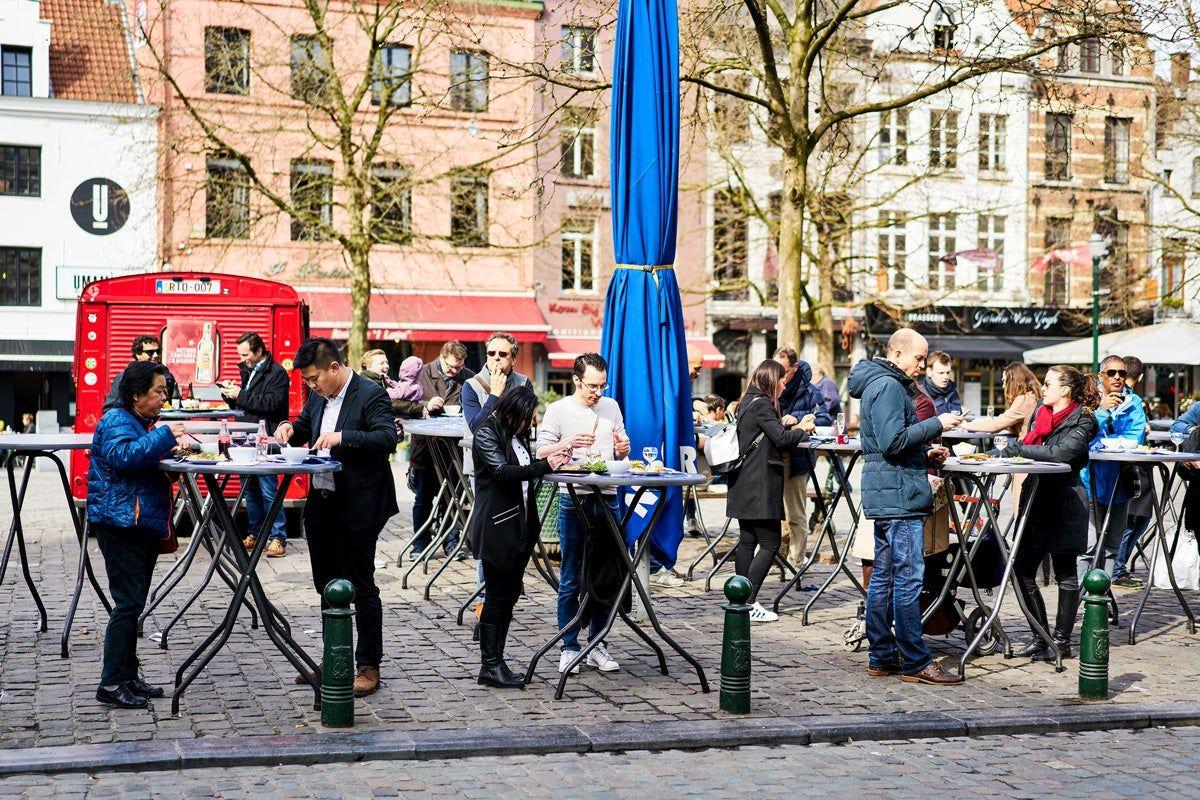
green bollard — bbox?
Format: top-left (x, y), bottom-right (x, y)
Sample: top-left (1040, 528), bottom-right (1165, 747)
top-left (1078, 569), bottom-right (1111, 701)
top-left (321, 579), bottom-right (356, 727)
top-left (720, 575), bottom-right (753, 714)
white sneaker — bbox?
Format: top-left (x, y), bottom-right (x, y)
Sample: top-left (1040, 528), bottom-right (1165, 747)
top-left (558, 650), bottom-right (581, 674)
top-left (586, 643), bottom-right (620, 672)
top-left (749, 602), bottom-right (779, 623)
top-left (650, 569), bottom-right (685, 588)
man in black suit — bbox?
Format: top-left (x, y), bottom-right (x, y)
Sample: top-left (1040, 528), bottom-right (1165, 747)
top-left (274, 338), bottom-right (398, 697)
top-left (220, 331), bottom-right (292, 557)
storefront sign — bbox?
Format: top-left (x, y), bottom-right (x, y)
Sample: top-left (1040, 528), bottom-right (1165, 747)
top-left (55, 266), bottom-right (127, 300)
top-left (866, 304), bottom-right (1152, 338)
top-left (70, 179), bottom-right (129, 236)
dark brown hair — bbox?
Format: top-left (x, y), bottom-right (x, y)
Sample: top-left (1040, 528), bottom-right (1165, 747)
top-left (1048, 364), bottom-right (1100, 412)
top-left (738, 359), bottom-right (787, 415)
top-left (1003, 362), bottom-right (1042, 407)
top-left (927, 350), bottom-right (952, 367)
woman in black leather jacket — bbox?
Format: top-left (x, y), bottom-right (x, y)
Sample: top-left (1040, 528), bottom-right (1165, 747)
top-left (468, 385), bottom-right (570, 687)
top-left (994, 364), bottom-right (1100, 661)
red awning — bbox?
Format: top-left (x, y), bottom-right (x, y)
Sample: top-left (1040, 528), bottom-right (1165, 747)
top-left (546, 336), bottom-right (726, 369)
top-left (304, 291), bottom-right (550, 343)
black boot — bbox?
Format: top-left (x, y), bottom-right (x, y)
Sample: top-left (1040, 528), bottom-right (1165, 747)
top-left (1014, 580), bottom-right (1053, 661)
top-left (1052, 588), bottom-right (1079, 660)
top-left (478, 623), bottom-right (524, 688)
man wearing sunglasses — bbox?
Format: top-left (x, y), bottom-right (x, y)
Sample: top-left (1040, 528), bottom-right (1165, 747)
top-left (1079, 355), bottom-right (1148, 583)
top-left (103, 334), bottom-right (178, 412)
top-left (462, 332), bottom-right (532, 435)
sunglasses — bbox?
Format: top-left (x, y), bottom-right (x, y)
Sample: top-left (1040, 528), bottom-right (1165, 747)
top-left (1102, 369), bottom-right (1128, 378)
top-left (487, 350), bottom-right (513, 358)
top-left (141, 349), bottom-right (160, 357)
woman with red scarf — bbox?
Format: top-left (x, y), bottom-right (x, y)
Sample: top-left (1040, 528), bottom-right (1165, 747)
top-left (993, 365), bottom-right (1099, 661)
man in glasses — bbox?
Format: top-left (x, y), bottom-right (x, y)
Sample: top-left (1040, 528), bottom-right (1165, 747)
top-left (1079, 354), bottom-right (1148, 583)
top-left (103, 334), bottom-right (178, 411)
top-left (462, 332), bottom-right (531, 434)
top-left (536, 352), bottom-right (631, 675)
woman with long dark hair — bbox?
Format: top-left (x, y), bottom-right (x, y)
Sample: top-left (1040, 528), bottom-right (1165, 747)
top-left (468, 385), bottom-right (570, 687)
top-left (964, 363), bottom-right (1042, 440)
top-left (726, 359), bottom-right (814, 622)
top-left (994, 364), bottom-right (1100, 660)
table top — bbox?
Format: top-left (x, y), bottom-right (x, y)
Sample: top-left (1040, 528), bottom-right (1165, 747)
top-left (942, 458), bottom-right (1070, 475)
top-left (403, 416), bottom-right (468, 438)
top-left (545, 471), bottom-right (705, 489)
top-left (1147, 430), bottom-right (1180, 444)
top-left (1149, 419), bottom-right (1175, 431)
top-left (941, 429), bottom-right (996, 440)
top-left (159, 457), bottom-right (341, 476)
top-left (158, 409), bottom-right (244, 420)
top-left (0, 433), bottom-right (93, 451)
top-left (1089, 448), bottom-right (1200, 463)
top-left (800, 438), bottom-right (862, 453)
top-left (156, 421), bottom-right (259, 435)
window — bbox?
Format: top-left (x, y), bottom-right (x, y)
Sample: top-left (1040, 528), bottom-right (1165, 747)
top-left (561, 26), bottom-right (596, 75)
top-left (1104, 117), bottom-right (1131, 184)
top-left (1094, 209), bottom-right (1129, 284)
top-left (372, 44), bottom-right (412, 107)
top-left (927, 214), bottom-right (956, 290)
top-left (449, 50), bottom-right (489, 112)
top-left (0, 247), bottom-right (40, 305)
top-left (450, 171), bottom-right (488, 246)
top-left (290, 34), bottom-right (332, 103)
top-left (1080, 38), bottom-right (1101, 73)
top-left (978, 113), bottom-right (1006, 171)
top-left (1057, 43), bottom-right (1071, 72)
top-left (932, 6), bottom-right (956, 50)
top-left (1163, 239), bottom-right (1187, 300)
top-left (289, 159), bottom-right (333, 241)
top-left (1111, 43), bottom-right (1125, 75)
top-left (1043, 217), bottom-right (1071, 305)
top-left (205, 154), bottom-right (250, 238)
top-left (204, 27), bottom-right (250, 95)
top-left (1192, 157), bottom-right (1200, 198)
top-left (878, 109), bottom-right (908, 166)
top-left (1044, 112), bottom-right (1072, 181)
top-left (878, 212), bottom-right (907, 290)
top-left (1, 46), bottom-right (32, 97)
top-left (929, 109), bottom-right (958, 169)
top-left (561, 109), bottom-right (596, 179)
top-left (977, 214), bottom-right (1004, 292)
top-left (0, 145), bottom-right (40, 196)
top-left (711, 77), bottom-right (750, 143)
top-left (712, 188), bottom-right (748, 301)
top-left (561, 217), bottom-right (597, 293)
top-left (370, 162), bottom-right (411, 245)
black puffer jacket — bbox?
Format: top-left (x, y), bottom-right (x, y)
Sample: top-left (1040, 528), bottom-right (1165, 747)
top-left (998, 404), bottom-right (1098, 554)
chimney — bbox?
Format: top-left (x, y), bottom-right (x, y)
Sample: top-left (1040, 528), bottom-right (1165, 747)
top-left (1171, 52), bottom-right (1192, 93)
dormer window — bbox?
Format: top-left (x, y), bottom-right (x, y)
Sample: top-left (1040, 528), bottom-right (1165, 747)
top-left (932, 5), bottom-right (956, 51)
top-left (1, 46), bottom-right (33, 97)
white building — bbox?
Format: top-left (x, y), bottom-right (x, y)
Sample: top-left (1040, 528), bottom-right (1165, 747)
top-left (0, 0), bottom-right (157, 426)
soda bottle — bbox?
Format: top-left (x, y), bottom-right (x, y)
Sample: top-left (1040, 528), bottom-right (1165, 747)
top-left (256, 419), bottom-right (268, 460)
top-left (218, 419), bottom-right (232, 458)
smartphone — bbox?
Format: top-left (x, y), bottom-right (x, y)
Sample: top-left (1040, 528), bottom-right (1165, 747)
top-left (961, 409), bottom-right (976, 420)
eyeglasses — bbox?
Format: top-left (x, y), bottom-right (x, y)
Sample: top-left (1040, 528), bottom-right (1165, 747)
top-left (487, 350), bottom-right (513, 358)
top-left (578, 381), bottom-right (608, 393)
top-left (141, 349), bottom-right (160, 358)
top-left (1102, 369), bottom-right (1128, 378)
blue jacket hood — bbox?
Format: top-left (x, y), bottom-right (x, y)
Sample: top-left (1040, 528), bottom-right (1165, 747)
top-left (848, 357), bottom-right (912, 400)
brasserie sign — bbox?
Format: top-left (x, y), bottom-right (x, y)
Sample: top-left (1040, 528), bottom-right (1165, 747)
top-left (866, 304), bottom-right (1149, 338)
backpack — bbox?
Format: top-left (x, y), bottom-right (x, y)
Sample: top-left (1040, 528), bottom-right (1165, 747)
top-left (704, 397), bottom-right (764, 476)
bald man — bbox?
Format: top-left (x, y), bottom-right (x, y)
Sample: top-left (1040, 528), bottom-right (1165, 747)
top-left (687, 346), bottom-right (704, 382)
top-left (847, 329), bottom-right (963, 686)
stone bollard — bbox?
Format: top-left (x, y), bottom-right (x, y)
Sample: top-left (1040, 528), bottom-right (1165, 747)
top-left (321, 579), bottom-right (356, 727)
top-left (720, 575), bottom-right (753, 714)
top-left (1078, 569), bottom-right (1111, 701)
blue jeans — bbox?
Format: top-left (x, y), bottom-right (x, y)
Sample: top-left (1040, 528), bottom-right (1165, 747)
top-left (557, 492), bottom-right (617, 652)
top-left (245, 475), bottom-right (286, 541)
top-left (866, 518), bottom-right (931, 675)
top-left (1114, 514), bottom-right (1151, 579)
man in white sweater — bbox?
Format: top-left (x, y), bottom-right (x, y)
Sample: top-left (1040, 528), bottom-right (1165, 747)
top-left (536, 353), bottom-right (631, 674)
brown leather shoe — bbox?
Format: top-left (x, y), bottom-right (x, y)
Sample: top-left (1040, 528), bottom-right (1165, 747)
top-left (294, 663), bottom-right (321, 684)
top-left (266, 539), bottom-right (286, 558)
top-left (353, 666), bottom-right (380, 697)
top-left (866, 661), bottom-right (902, 677)
top-left (242, 535), bottom-right (257, 552)
top-left (901, 661), bottom-right (963, 685)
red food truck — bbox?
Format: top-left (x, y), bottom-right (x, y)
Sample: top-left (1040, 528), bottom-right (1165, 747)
top-left (71, 272), bottom-right (310, 534)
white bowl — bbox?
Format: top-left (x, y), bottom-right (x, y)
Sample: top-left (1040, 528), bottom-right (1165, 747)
top-left (1101, 437), bottom-right (1128, 451)
top-left (606, 460), bottom-right (631, 475)
top-left (814, 426), bottom-right (835, 437)
top-left (952, 442), bottom-right (977, 457)
top-left (228, 446), bottom-right (257, 464)
top-left (444, 405), bottom-right (462, 416)
top-left (281, 446), bottom-right (309, 464)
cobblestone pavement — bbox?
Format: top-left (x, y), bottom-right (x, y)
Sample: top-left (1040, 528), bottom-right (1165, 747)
top-left (3, 726), bottom-right (1200, 797)
top-left (1, 463), bottom-right (1198, 750)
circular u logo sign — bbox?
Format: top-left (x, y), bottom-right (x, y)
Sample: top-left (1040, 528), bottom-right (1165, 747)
top-left (70, 179), bottom-right (130, 236)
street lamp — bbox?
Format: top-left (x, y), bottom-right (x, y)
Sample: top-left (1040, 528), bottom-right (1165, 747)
top-left (1088, 232), bottom-right (1109, 374)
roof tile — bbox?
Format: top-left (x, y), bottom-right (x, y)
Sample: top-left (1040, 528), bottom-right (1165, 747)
top-left (39, 0), bottom-right (139, 103)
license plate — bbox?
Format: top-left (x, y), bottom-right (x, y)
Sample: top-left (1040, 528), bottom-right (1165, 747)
top-left (155, 279), bottom-right (221, 295)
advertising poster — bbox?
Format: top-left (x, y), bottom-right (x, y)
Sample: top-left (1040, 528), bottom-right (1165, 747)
top-left (163, 319), bottom-right (220, 390)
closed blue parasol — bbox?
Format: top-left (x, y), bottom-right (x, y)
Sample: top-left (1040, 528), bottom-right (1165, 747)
top-left (600, 0), bottom-right (690, 568)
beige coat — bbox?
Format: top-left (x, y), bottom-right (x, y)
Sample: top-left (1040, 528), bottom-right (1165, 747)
top-left (967, 392), bottom-right (1038, 440)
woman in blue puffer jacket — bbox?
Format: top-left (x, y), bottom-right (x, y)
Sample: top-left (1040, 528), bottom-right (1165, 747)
top-left (88, 360), bottom-right (186, 709)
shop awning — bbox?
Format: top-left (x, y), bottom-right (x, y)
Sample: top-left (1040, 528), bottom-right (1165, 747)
top-left (1024, 320), bottom-right (1200, 366)
top-left (303, 291), bottom-right (550, 343)
top-left (0, 340), bottom-right (73, 372)
top-left (546, 336), bottom-right (726, 369)
top-left (872, 333), bottom-right (1074, 360)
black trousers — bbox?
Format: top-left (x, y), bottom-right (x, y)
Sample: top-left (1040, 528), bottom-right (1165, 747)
top-left (305, 491), bottom-right (384, 668)
top-left (735, 518), bottom-right (782, 603)
top-left (95, 523), bottom-right (158, 686)
top-left (1014, 539), bottom-right (1079, 595)
top-left (480, 556), bottom-right (528, 627)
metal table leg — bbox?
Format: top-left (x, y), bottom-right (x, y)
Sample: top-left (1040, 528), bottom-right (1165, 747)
top-left (1128, 462), bottom-right (1196, 644)
top-left (0, 454), bottom-right (47, 632)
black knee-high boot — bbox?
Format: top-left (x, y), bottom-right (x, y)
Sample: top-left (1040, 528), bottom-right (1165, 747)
top-left (1014, 578), bottom-right (1053, 660)
top-left (478, 617), bottom-right (523, 689)
top-left (1053, 586), bottom-right (1079, 659)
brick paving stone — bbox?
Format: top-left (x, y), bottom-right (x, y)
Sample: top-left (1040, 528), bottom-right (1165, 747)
top-left (1, 464), bottom-right (1198, 751)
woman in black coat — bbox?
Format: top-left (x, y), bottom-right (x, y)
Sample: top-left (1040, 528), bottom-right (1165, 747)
top-left (468, 385), bottom-right (570, 687)
top-left (994, 364), bottom-right (1100, 661)
top-left (726, 359), bottom-right (814, 622)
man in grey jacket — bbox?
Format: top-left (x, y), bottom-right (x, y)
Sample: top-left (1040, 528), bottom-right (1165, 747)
top-left (462, 332), bottom-right (531, 434)
top-left (848, 329), bottom-right (962, 686)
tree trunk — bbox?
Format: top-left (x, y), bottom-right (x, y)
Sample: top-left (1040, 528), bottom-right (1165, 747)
top-left (776, 155), bottom-right (805, 351)
top-left (346, 246), bottom-right (371, 369)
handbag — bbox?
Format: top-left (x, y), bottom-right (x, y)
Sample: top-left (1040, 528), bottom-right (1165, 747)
top-left (704, 398), bottom-right (764, 476)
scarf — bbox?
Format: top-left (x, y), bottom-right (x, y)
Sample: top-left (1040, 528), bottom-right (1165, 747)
top-left (393, 356), bottom-right (424, 402)
top-left (921, 375), bottom-right (952, 400)
top-left (1024, 402), bottom-right (1079, 446)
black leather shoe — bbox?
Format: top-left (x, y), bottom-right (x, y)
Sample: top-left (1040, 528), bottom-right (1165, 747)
top-left (1014, 638), bottom-right (1049, 659)
top-left (128, 676), bottom-right (165, 698)
top-left (96, 684), bottom-right (148, 709)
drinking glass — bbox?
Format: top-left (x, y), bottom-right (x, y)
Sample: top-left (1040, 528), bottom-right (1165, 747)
top-left (994, 433), bottom-right (1009, 452)
top-left (1171, 431), bottom-right (1186, 450)
top-left (642, 446), bottom-right (659, 466)
top-left (835, 413), bottom-right (846, 435)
